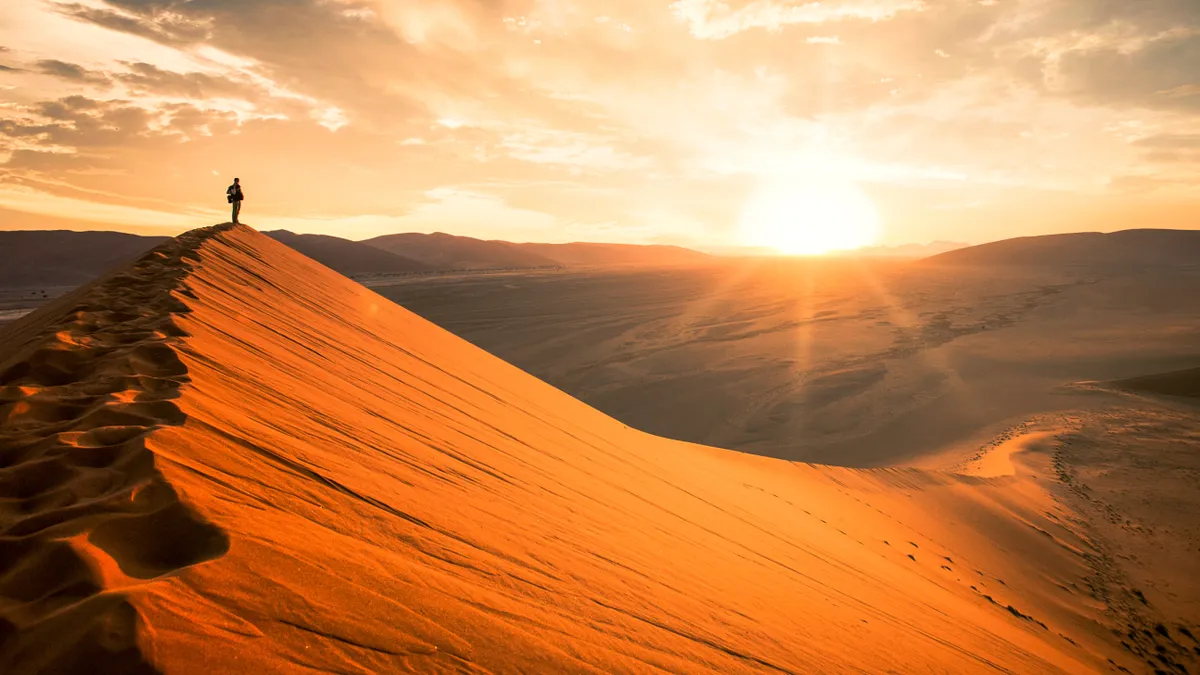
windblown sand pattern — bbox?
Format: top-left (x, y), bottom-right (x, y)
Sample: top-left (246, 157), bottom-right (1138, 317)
top-left (0, 226), bottom-right (231, 673)
top-left (1, 224), bottom-right (1193, 673)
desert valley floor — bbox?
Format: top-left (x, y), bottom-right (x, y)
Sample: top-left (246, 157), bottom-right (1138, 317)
top-left (373, 256), bottom-right (1200, 467)
top-left (1, 224), bottom-right (1198, 673)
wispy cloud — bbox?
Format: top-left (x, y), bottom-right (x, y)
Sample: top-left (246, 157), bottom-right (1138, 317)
top-left (670, 0), bottom-right (927, 40)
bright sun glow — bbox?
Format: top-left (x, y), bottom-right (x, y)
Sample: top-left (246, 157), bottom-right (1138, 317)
top-left (739, 179), bottom-right (881, 254)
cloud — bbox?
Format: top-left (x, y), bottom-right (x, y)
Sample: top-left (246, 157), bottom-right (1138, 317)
top-left (1132, 133), bottom-right (1200, 164)
top-left (498, 128), bottom-right (653, 173)
top-left (1133, 133), bottom-right (1200, 149)
top-left (36, 59), bottom-right (110, 84)
top-left (9, 95), bottom-right (162, 152)
top-left (0, 45), bottom-right (18, 71)
top-left (1, 0), bottom-right (1198, 246)
top-left (1052, 32), bottom-right (1200, 110)
top-left (670, 0), bottom-right (927, 40)
top-left (0, 180), bottom-right (217, 229)
top-left (1107, 173), bottom-right (1189, 193)
top-left (983, 1), bottom-right (1200, 111)
top-left (54, 2), bottom-right (213, 46)
top-left (113, 61), bottom-right (254, 99)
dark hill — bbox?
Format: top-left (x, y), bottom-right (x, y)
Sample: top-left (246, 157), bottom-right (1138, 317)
top-left (923, 229), bottom-right (1200, 267)
top-left (1112, 366), bottom-right (1200, 398)
top-left (263, 230), bottom-right (430, 276)
top-left (363, 232), bottom-right (558, 270)
top-left (0, 230), bottom-right (169, 287)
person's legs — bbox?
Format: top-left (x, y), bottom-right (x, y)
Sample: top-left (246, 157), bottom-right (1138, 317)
top-left (232, 200), bottom-right (241, 223)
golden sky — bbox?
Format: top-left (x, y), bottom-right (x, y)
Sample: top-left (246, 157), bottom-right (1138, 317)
top-left (0, 0), bottom-right (1198, 250)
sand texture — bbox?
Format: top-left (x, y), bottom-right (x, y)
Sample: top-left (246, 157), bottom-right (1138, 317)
top-left (2, 224), bottom-right (1196, 673)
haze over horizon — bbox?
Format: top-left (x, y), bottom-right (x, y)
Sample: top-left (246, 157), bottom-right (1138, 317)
top-left (1, 0), bottom-right (1198, 252)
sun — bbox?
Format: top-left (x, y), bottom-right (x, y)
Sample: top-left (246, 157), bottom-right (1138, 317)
top-left (739, 178), bottom-right (881, 255)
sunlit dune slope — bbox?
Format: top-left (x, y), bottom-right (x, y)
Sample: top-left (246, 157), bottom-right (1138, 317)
top-left (0, 224), bottom-right (1136, 673)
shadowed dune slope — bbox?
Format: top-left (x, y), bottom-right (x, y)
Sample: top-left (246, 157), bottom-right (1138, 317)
top-left (0, 224), bottom-right (1145, 673)
top-left (1112, 366), bottom-right (1200, 398)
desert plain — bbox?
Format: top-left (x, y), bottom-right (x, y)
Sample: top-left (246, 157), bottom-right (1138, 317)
top-left (373, 251), bottom-right (1200, 465)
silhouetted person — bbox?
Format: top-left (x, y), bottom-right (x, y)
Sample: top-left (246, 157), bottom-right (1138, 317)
top-left (226, 177), bottom-right (244, 224)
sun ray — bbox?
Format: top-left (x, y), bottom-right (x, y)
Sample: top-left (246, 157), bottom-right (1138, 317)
top-left (790, 258), bottom-right (818, 412)
top-left (849, 257), bottom-right (984, 439)
top-left (672, 255), bottom-right (769, 341)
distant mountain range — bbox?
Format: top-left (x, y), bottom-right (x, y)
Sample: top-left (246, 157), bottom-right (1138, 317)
top-left (0, 227), bottom-right (712, 288)
top-left (264, 231), bottom-right (431, 275)
top-left (0, 230), bottom-right (171, 287)
top-left (363, 232), bottom-right (713, 269)
top-left (3, 227), bottom-right (1198, 290)
top-left (923, 229), bottom-right (1200, 267)
top-left (858, 241), bottom-right (968, 257)
top-left (362, 232), bottom-right (558, 271)
top-left (516, 241), bottom-right (712, 266)
top-left (701, 241), bottom-right (969, 257)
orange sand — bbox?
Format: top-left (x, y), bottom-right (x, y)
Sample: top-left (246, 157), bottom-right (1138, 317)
top-left (0, 224), bottom-right (1161, 672)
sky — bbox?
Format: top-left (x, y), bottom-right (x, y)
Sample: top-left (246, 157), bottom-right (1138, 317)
top-left (0, 0), bottom-right (1198, 250)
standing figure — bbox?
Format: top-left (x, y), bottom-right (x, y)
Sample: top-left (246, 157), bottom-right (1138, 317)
top-left (226, 177), bottom-right (244, 224)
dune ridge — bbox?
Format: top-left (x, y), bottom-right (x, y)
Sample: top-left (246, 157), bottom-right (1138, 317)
top-left (0, 224), bottom-right (1177, 673)
top-left (0, 225), bottom-right (231, 673)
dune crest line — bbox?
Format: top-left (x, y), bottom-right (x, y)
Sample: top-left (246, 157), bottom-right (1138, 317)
top-left (0, 224), bottom-right (233, 673)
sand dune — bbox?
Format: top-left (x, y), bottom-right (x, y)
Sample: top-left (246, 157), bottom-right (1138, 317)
top-left (1, 224), bottom-right (1194, 673)
top-left (364, 232), bottom-right (560, 271)
top-left (923, 229), bottom-right (1200, 268)
top-left (1110, 366), bottom-right (1200, 398)
top-left (264, 230), bottom-right (431, 276)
